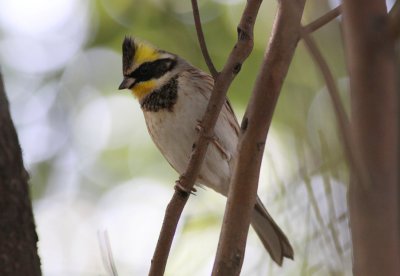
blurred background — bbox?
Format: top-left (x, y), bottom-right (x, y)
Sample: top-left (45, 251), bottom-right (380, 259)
top-left (3, 0), bottom-right (394, 275)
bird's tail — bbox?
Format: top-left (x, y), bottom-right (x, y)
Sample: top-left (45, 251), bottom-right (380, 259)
top-left (251, 197), bottom-right (294, 265)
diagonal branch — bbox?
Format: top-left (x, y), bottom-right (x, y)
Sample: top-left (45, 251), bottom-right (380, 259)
top-left (211, 1), bottom-right (306, 274)
top-left (0, 72), bottom-right (41, 275)
top-left (303, 5), bottom-right (342, 33)
top-left (299, 28), bottom-right (370, 187)
top-left (191, 0), bottom-right (219, 78)
top-left (98, 230), bottom-right (118, 276)
top-left (148, 1), bottom-right (263, 275)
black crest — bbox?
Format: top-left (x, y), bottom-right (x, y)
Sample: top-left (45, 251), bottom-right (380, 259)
top-left (122, 36), bottom-right (136, 73)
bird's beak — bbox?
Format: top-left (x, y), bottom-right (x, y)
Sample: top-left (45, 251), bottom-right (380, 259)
top-left (118, 77), bottom-right (135, 90)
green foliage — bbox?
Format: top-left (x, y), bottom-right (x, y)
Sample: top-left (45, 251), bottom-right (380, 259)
top-left (0, 0), bottom-right (351, 274)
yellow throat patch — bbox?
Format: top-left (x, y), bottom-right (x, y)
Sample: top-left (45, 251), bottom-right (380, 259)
top-left (131, 80), bottom-right (156, 100)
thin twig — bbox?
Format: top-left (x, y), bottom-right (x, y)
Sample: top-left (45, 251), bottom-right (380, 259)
top-left (303, 5), bottom-right (342, 33)
top-left (318, 132), bottom-right (344, 261)
top-left (191, 0), bottom-right (218, 78)
top-left (98, 230), bottom-right (118, 276)
top-left (296, 140), bottom-right (336, 261)
top-left (389, 0), bottom-right (400, 39)
top-left (300, 27), bottom-right (370, 188)
top-left (148, 1), bottom-right (263, 275)
top-left (212, 1), bottom-right (306, 274)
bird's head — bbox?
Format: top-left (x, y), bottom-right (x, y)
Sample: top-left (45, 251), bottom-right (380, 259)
top-left (118, 37), bottom-right (178, 100)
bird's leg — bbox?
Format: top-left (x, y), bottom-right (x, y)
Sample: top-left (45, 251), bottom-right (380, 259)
top-left (195, 120), bottom-right (230, 160)
top-left (195, 120), bottom-right (207, 134)
top-left (174, 174), bottom-right (197, 196)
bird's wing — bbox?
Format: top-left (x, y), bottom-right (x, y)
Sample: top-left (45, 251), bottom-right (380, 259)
top-left (223, 99), bottom-right (240, 137)
top-left (191, 69), bottom-right (240, 162)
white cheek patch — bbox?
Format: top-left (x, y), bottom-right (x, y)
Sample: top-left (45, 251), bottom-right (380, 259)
top-left (152, 71), bottom-right (174, 91)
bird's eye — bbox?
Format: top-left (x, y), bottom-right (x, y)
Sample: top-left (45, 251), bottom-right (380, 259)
top-left (139, 65), bottom-right (149, 75)
top-left (164, 61), bottom-right (171, 70)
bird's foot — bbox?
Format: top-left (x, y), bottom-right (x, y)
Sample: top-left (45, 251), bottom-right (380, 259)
top-left (174, 175), bottom-right (197, 197)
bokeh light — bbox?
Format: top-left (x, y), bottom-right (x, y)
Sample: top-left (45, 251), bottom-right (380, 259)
top-left (1, 0), bottom-right (352, 274)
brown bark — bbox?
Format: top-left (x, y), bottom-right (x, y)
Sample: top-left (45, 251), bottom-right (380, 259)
top-left (303, 5), bottom-right (342, 33)
top-left (0, 72), bottom-right (41, 275)
top-left (389, 0), bottom-right (400, 40)
top-left (191, 0), bottom-right (218, 78)
top-left (342, 0), bottom-right (400, 275)
top-left (148, 1), bottom-right (263, 275)
top-left (211, 1), bottom-right (306, 275)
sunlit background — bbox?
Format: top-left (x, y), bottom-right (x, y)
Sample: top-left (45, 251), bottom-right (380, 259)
top-left (2, 0), bottom-right (394, 275)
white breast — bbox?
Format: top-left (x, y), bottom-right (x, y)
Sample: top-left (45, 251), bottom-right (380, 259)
top-left (142, 72), bottom-right (238, 195)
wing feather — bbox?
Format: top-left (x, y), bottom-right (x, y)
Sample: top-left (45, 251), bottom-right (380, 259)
top-left (187, 68), bottom-right (240, 162)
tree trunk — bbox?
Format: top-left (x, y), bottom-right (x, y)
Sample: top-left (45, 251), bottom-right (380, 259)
top-left (342, 1), bottom-right (400, 275)
top-left (0, 72), bottom-right (41, 275)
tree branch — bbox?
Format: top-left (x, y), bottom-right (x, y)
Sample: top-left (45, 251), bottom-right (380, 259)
top-left (191, 0), bottom-right (218, 78)
top-left (299, 28), bottom-right (370, 187)
top-left (342, 0), bottom-right (400, 275)
top-left (148, 1), bottom-right (263, 275)
top-left (303, 5), bottom-right (342, 33)
top-left (98, 230), bottom-right (118, 276)
top-left (0, 71), bottom-right (41, 275)
top-left (211, 1), bottom-right (306, 274)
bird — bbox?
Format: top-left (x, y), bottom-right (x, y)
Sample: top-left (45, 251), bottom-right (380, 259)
top-left (118, 37), bottom-right (293, 265)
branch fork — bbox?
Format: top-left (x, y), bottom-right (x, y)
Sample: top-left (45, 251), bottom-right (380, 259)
top-left (148, 1), bottom-right (263, 275)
